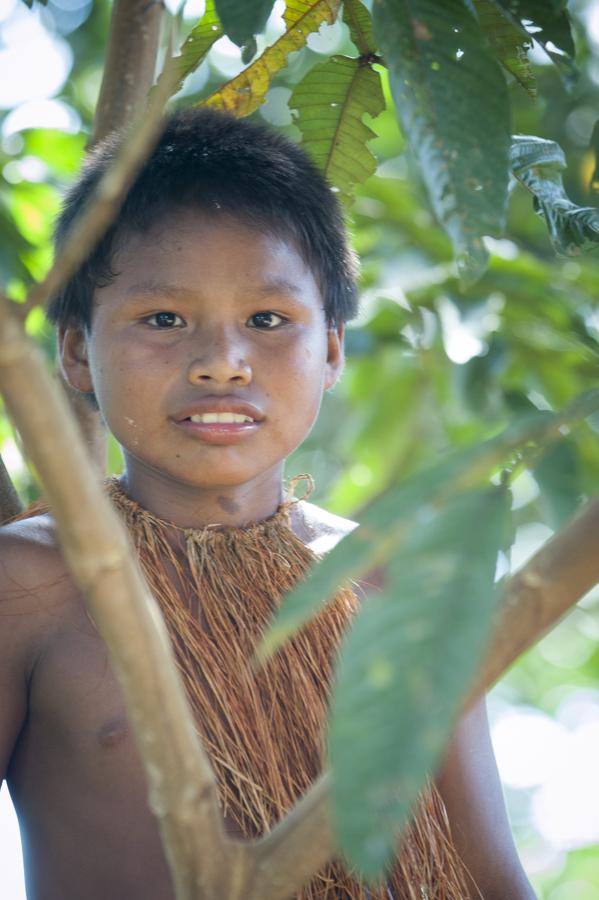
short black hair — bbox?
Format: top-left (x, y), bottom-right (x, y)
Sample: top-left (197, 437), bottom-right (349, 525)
top-left (47, 107), bottom-right (359, 330)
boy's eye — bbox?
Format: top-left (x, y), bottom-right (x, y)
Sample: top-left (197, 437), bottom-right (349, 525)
top-left (146, 312), bottom-right (185, 328)
top-left (247, 311), bottom-right (285, 329)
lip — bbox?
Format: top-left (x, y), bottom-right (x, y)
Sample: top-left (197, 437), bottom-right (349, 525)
top-left (173, 397), bottom-right (265, 423)
top-left (171, 396), bottom-right (263, 445)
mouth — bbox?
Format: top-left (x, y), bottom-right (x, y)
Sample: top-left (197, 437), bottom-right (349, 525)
top-left (173, 404), bottom-right (262, 444)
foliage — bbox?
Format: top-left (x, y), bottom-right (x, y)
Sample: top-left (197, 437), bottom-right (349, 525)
top-left (511, 134), bottom-right (599, 253)
top-left (3, 0), bottom-right (599, 893)
top-left (289, 1), bottom-right (384, 203)
top-left (203, 0), bottom-right (342, 116)
top-left (329, 485), bottom-right (510, 874)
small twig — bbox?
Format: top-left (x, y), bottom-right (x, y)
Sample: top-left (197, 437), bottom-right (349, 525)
top-left (15, 40), bottom-right (178, 324)
top-left (0, 451), bottom-right (22, 521)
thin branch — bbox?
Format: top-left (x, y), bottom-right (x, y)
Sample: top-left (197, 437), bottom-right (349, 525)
top-left (0, 452), bottom-right (22, 520)
top-left (464, 494), bottom-right (599, 707)
top-left (249, 774), bottom-right (334, 900)
top-left (0, 293), bottom-right (241, 899)
top-left (92, 0), bottom-right (165, 146)
top-left (16, 50), bottom-right (177, 324)
top-left (72, 0), bottom-right (164, 465)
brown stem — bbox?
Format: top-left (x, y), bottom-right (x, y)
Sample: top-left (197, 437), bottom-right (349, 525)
top-left (0, 296), bottom-right (243, 898)
top-left (91, 0), bottom-right (165, 146)
top-left (465, 495), bottom-right (599, 706)
top-left (250, 774), bottom-right (334, 900)
top-left (0, 451), bottom-right (22, 521)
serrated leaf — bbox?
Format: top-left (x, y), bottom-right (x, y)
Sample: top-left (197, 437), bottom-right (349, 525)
top-left (201, 0), bottom-right (341, 117)
top-left (343, 0), bottom-right (377, 56)
top-left (475, 0), bottom-right (536, 98)
top-left (488, 0), bottom-right (577, 88)
top-left (257, 399), bottom-right (599, 663)
top-left (155, 0), bottom-right (223, 99)
top-left (214, 0), bottom-right (275, 47)
top-left (328, 486), bottom-right (510, 877)
top-left (511, 134), bottom-right (599, 255)
top-left (290, 55), bottom-right (384, 202)
top-left (372, 0), bottom-right (511, 284)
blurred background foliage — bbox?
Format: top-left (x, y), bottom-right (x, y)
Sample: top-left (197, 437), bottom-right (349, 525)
top-left (1, 0), bottom-right (599, 895)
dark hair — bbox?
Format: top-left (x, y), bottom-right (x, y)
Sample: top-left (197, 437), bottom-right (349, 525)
top-left (47, 107), bottom-right (359, 330)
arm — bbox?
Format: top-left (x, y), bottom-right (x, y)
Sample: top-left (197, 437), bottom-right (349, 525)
top-left (0, 522), bottom-right (56, 783)
top-left (435, 697), bottom-right (537, 900)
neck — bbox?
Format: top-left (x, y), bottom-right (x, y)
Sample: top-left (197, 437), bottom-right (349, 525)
top-left (118, 459), bottom-right (285, 530)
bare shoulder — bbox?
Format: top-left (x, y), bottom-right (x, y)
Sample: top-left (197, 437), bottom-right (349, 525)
top-left (292, 500), bottom-right (358, 554)
top-left (0, 511), bottom-right (69, 593)
top-left (292, 502), bottom-right (386, 596)
top-left (0, 512), bottom-right (76, 661)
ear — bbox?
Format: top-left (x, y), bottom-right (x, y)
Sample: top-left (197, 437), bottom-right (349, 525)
top-left (324, 323), bottom-right (345, 391)
top-left (58, 325), bottom-right (94, 394)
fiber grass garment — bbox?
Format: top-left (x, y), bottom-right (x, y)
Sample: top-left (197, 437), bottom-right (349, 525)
top-left (105, 479), bottom-right (478, 900)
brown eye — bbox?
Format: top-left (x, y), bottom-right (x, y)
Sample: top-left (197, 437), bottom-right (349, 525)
top-left (248, 312), bottom-right (284, 329)
top-left (147, 312), bottom-right (185, 328)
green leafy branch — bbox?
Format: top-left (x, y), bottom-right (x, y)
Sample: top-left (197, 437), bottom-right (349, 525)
top-left (511, 135), bottom-right (599, 255)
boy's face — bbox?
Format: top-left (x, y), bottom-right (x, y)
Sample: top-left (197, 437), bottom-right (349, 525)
top-left (60, 210), bottom-right (344, 502)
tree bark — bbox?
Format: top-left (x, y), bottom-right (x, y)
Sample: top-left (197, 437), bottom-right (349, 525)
top-left (0, 0), bottom-right (166, 520)
top-left (0, 452), bottom-right (22, 519)
top-left (91, 0), bottom-right (165, 146)
top-left (0, 293), bottom-right (237, 899)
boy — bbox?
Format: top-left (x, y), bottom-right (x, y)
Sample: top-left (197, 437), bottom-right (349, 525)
top-left (0, 109), bottom-right (535, 899)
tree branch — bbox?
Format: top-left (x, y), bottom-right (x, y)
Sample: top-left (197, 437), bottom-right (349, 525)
top-left (250, 774), bottom-right (334, 900)
top-left (0, 293), bottom-right (240, 899)
top-left (0, 452), bottom-right (22, 520)
top-left (0, 0), bottom-right (167, 514)
top-left (465, 494), bottom-right (599, 706)
top-left (91, 0), bottom-right (165, 146)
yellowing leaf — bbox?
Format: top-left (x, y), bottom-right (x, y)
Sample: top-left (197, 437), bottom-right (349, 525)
top-left (201, 0), bottom-right (341, 117)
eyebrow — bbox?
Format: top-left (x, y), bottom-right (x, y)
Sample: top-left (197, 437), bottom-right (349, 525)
top-left (124, 278), bottom-right (308, 301)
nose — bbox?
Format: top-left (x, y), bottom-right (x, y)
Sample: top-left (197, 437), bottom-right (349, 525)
top-left (186, 325), bottom-right (252, 386)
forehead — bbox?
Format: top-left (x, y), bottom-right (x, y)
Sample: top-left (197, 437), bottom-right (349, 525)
top-left (105, 209), bottom-right (323, 305)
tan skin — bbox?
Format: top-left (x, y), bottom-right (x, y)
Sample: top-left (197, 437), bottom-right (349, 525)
top-left (0, 212), bottom-right (536, 899)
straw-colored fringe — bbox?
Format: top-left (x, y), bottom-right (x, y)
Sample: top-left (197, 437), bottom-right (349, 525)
top-left (101, 480), bottom-right (477, 900)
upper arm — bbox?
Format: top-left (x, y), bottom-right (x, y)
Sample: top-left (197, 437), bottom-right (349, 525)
top-left (0, 521), bottom-right (62, 782)
top-left (434, 697), bottom-right (537, 900)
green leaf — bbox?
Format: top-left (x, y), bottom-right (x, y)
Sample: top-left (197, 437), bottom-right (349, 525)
top-left (474, 0), bottom-right (536, 98)
top-left (155, 0), bottom-right (224, 98)
top-left (343, 0), bottom-right (377, 56)
top-left (511, 135), bottom-right (599, 256)
top-left (533, 439), bottom-right (582, 529)
top-left (488, 0), bottom-right (577, 87)
top-left (214, 0), bottom-right (275, 48)
top-left (289, 54), bottom-right (385, 202)
top-left (201, 0), bottom-right (342, 117)
top-left (328, 485), bottom-right (510, 877)
top-left (372, 0), bottom-right (511, 284)
top-left (258, 399), bottom-right (599, 663)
